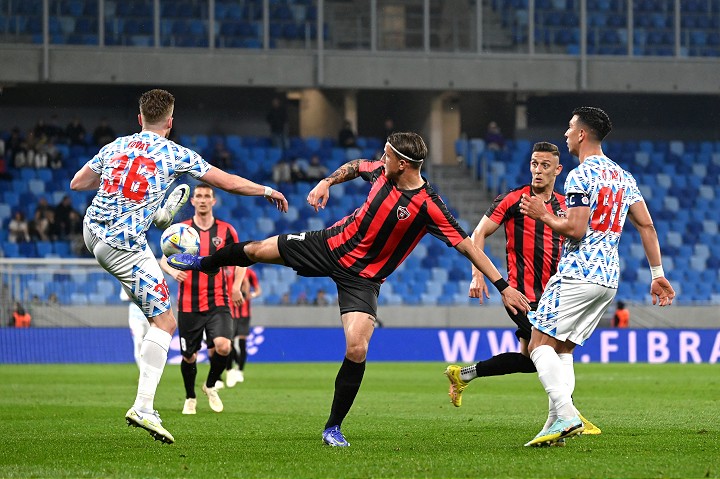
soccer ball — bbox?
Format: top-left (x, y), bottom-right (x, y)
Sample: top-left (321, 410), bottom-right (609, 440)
top-left (160, 223), bottom-right (200, 257)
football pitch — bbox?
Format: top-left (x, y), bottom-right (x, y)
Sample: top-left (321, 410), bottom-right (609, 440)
top-left (1, 362), bottom-right (718, 478)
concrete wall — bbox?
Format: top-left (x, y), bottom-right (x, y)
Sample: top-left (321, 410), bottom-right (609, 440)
top-left (24, 304), bottom-right (720, 329)
top-left (3, 46), bottom-right (720, 94)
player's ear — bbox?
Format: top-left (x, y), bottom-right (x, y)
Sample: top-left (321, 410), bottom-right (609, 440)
top-left (137, 114), bottom-right (143, 127)
top-left (167, 117), bottom-right (174, 130)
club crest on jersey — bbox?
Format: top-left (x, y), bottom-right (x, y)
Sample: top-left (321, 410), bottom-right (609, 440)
top-left (557, 209), bottom-right (566, 218)
top-left (397, 206), bottom-right (411, 220)
top-left (212, 236), bottom-right (224, 248)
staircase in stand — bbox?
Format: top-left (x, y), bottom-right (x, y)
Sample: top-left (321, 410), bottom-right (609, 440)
top-left (429, 163), bottom-right (506, 261)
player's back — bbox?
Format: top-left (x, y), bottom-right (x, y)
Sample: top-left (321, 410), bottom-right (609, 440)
top-left (84, 131), bottom-right (210, 251)
top-left (559, 155), bottom-right (642, 288)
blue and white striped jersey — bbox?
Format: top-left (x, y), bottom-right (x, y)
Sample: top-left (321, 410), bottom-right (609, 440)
top-left (83, 131), bottom-right (211, 251)
top-left (557, 155), bottom-right (642, 288)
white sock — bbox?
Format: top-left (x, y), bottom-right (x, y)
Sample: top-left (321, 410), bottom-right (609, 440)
top-left (530, 345), bottom-right (575, 420)
top-left (558, 352), bottom-right (584, 417)
top-left (543, 396), bottom-right (557, 430)
top-left (133, 327), bottom-right (172, 413)
top-left (460, 365), bottom-right (477, 382)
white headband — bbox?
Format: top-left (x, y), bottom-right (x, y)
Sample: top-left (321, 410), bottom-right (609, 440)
top-left (386, 141), bottom-right (424, 163)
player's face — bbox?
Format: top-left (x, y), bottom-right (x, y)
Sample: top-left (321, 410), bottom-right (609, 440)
top-left (382, 145), bottom-right (403, 180)
top-left (565, 115), bottom-right (582, 156)
top-left (529, 151), bottom-right (561, 191)
top-left (190, 188), bottom-right (216, 214)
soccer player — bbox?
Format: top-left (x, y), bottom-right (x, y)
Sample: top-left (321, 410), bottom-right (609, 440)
top-left (160, 184), bottom-right (241, 415)
top-left (445, 142), bottom-right (564, 401)
top-left (224, 266), bottom-right (262, 387)
top-left (519, 107), bottom-right (675, 447)
top-left (70, 88), bottom-right (288, 444)
top-left (167, 131), bottom-right (531, 447)
top-left (444, 141), bottom-right (601, 438)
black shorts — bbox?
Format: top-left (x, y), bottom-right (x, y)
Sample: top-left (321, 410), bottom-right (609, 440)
top-left (278, 231), bottom-right (381, 318)
top-left (232, 316), bottom-right (251, 337)
top-left (506, 301), bottom-right (538, 342)
top-left (178, 307), bottom-right (233, 358)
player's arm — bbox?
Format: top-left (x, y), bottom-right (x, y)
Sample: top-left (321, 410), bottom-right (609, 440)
top-left (249, 275), bottom-right (262, 299)
top-left (200, 167), bottom-right (288, 212)
top-left (159, 255), bottom-right (188, 282)
top-left (306, 159), bottom-right (362, 212)
top-left (520, 192), bottom-right (589, 241)
top-left (70, 164), bottom-right (101, 191)
top-left (232, 266), bottom-right (247, 306)
top-left (469, 216), bottom-right (502, 300)
top-left (627, 200), bottom-right (676, 307)
top-left (455, 237), bottom-right (530, 314)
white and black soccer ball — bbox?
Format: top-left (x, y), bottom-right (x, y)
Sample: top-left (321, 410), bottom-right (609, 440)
top-left (160, 223), bottom-right (200, 257)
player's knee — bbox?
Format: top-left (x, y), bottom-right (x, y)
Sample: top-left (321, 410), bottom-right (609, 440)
top-left (345, 344), bottom-right (368, 362)
top-left (214, 338), bottom-right (232, 356)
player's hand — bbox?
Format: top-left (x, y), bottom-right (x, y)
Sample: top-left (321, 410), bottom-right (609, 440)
top-left (519, 193), bottom-right (546, 221)
top-left (173, 270), bottom-right (188, 283)
top-left (265, 189), bottom-right (289, 213)
top-left (232, 289), bottom-right (245, 307)
top-left (468, 274), bottom-right (490, 303)
top-left (651, 277), bottom-right (675, 307)
top-left (307, 179), bottom-right (330, 213)
top-left (499, 286), bottom-right (531, 315)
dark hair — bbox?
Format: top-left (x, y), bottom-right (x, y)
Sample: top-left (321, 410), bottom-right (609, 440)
top-left (572, 106), bottom-right (612, 141)
top-left (617, 301), bottom-right (625, 309)
top-left (532, 141), bottom-right (560, 158)
top-left (139, 89), bottom-right (175, 125)
top-left (386, 132), bottom-right (427, 168)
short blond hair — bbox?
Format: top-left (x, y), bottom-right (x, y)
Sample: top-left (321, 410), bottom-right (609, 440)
top-left (139, 89), bottom-right (174, 125)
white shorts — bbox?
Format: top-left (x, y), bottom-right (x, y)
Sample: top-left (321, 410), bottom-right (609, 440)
top-left (528, 274), bottom-right (616, 346)
top-left (84, 224), bottom-right (171, 318)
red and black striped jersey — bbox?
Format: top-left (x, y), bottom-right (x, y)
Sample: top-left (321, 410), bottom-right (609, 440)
top-left (485, 185), bottom-right (566, 303)
top-left (177, 218), bottom-right (239, 313)
top-left (228, 267), bottom-right (258, 319)
top-left (323, 160), bottom-right (467, 281)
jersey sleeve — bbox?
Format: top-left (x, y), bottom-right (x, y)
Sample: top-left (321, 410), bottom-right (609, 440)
top-left (564, 165), bottom-right (590, 196)
top-left (485, 191), bottom-right (513, 225)
top-left (358, 160), bottom-right (385, 182)
top-left (424, 194), bottom-right (468, 247)
top-left (623, 172), bottom-right (643, 206)
top-left (226, 222), bottom-right (240, 244)
top-left (87, 141), bottom-right (118, 174)
top-left (173, 144), bottom-right (212, 179)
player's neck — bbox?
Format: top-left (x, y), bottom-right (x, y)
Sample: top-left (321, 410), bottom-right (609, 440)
top-left (578, 144), bottom-right (604, 163)
top-left (142, 126), bottom-right (168, 138)
top-left (193, 213), bottom-right (214, 230)
top-left (395, 172), bottom-right (424, 191)
top-left (531, 186), bottom-right (553, 202)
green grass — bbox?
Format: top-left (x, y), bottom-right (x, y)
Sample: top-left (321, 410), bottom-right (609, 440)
top-left (1, 363), bottom-right (718, 478)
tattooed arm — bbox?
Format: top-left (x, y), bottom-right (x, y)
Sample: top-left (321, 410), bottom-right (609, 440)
top-left (306, 160), bottom-right (362, 212)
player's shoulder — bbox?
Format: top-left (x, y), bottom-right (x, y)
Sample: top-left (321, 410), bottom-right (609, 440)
top-left (216, 218), bottom-right (240, 235)
top-left (499, 185), bottom-right (530, 203)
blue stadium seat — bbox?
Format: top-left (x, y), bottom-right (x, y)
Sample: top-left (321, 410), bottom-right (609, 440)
top-left (3, 242), bottom-right (20, 257)
top-left (53, 241), bottom-right (71, 257)
top-left (36, 241), bottom-right (53, 257)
